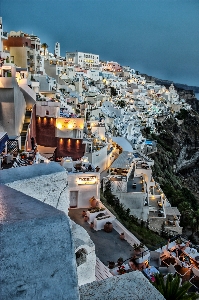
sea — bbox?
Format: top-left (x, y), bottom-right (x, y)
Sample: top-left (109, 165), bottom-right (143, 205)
top-left (195, 93), bottom-right (199, 100)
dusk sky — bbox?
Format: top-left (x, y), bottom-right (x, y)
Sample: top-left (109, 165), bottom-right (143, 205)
top-left (1, 0), bottom-right (199, 86)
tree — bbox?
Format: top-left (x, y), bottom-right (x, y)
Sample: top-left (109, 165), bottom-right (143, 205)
top-left (41, 43), bottom-right (48, 56)
top-left (153, 273), bottom-right (198, 300)
top-left (193, 209), bottom-right (199, 232)
top-left (178, 201), bottom-right (192, 226)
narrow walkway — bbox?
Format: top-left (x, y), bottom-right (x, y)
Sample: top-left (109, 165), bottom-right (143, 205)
top-left (69, 208), bottom-right (133, 266)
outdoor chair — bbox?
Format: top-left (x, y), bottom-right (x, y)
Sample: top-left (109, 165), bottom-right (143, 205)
top-left (160, 250), bottom-right (171, 261)
top-left (174, 258), bottom-right (190, 276)
top-left (162, 255), bottom-right (176, 267)
top-left (149, 251), bottom-right (161, 268)
top-left (189, 267), bottom-right (199, 289)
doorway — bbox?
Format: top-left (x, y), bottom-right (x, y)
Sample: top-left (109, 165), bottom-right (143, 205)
top-left (70, 191), bottom-right (78, 208)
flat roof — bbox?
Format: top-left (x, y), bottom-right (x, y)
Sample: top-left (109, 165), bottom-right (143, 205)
top-left (165, 207), bottom-right (181, 216)
top-left (110, 151), bottom-right (134, 169)
top-left (111, 137), bottom-right (133, 152)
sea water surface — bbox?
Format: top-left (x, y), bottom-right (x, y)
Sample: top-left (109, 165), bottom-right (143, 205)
top-left (195, 93), bottom-right (199, 100)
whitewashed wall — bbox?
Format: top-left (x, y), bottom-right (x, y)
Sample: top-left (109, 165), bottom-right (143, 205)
top-left (6, 172), bottom-right (70, 214)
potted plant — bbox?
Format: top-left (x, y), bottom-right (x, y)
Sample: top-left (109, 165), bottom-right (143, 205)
top-left (90, 222), bottom-right (94, 229)
top-left (89, 196), bottom-right (97, 208)
top-left (117, 265), bottom-right (126, 275)
top-left (82, 210), bottom-right (86, 217)
top-left (104, 221), bottom-right (113, 233)
top-left (95, 166), bottom-right (100, 172)
top-left (176, 237), bottom-right (182, 245)
top-left (117, 257), bottom-right (124, 266)
top-left (108, 261), bottom-right (115, 269)
top-left (84, 215), bottom-right (88, 222)
top-left (133, 243), bottom-right (144, 256)
top-left (120, 232), bottom-right (125, 240)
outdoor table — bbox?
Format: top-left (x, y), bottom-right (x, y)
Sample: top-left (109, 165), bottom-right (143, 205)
top-left (143, 266), bottom-right (159, 282)
top-left (183, 247), bottom-right (199, 260)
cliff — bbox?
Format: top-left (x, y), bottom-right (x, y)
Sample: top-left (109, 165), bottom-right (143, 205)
top-left (140, 73), bottom-right (199, 93)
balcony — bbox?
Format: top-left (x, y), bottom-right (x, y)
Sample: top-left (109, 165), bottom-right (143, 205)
top-left (2, 32), bottom-right (8, 39)
top-left (36, 55), bottom-right (41, 60)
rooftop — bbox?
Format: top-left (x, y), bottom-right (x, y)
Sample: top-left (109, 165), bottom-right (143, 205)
top-left (110, 151), bottom-right (134, 169)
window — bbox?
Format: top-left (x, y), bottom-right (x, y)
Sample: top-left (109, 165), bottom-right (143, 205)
top-left (46, 110), bottom-right (49, 115)
top-left (76, 248), bottom-right (87, 266)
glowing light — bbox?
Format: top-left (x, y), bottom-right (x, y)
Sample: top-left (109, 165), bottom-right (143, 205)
top-left (57, 123), bottom-right (62, 129)
top-left (77, 176), bottom-right (97, 185)
top-left (68, 123), bottom-right (73, 129)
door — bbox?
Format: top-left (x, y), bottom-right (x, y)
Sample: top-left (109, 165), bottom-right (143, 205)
top-left (70, 191), bottom-right (78, 208)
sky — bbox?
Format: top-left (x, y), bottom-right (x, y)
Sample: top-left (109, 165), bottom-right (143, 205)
top-left (1, 0), bottom-right (199, 86)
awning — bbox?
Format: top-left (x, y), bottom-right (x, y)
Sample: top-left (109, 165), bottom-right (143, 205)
top-left (0, 132), bottom-right (9, 154)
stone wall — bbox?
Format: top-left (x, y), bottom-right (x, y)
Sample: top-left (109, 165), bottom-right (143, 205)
top-left (6, 171), bottom-right (69, 214)
top-left (71, 221), bottom-right (96, 286)
top-left (0, 185), bottom-right (79, 300)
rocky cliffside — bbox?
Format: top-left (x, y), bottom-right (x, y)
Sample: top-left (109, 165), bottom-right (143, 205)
top-left (145, 109), bottom-right (199, 209)
top-left (140, 73), bottom-right (199, 93)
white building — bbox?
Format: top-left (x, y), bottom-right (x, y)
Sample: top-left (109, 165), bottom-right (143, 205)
top-left (55, 42), bottom-right (60, 57)
top-left (0, 17), bottom-right (8, 65)
top-left (66, 51), bottom-right (99, 68)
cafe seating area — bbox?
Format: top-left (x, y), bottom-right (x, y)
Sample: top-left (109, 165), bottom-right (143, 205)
top-left (108, 236), bottom-right (199, 293)
top-left (145, 237), bottom-right (199, 289)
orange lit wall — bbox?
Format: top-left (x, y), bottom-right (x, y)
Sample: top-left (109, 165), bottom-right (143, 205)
top-left (36, 116), bottom-right (85, 160)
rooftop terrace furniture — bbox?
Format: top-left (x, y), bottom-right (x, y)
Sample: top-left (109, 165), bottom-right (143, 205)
top-left (189, 267), bottom-right (199, 289)
top-left (160, 250), bottom-right (171, 261)
top-left (149, 251), bottom-right (161, 269)
top-left (159, 263), bottom-right (176, 276)
top-left (174, 258), bottom-right (190, 276)
top-left (162, 256), bottom-right (176, 267)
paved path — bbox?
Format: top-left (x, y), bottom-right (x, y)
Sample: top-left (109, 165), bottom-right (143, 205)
top-left (69, 208), bottom-right (133, 266)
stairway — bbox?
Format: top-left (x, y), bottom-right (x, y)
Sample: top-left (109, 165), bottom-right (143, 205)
top-left (20, 110), bottom-right (32, 150)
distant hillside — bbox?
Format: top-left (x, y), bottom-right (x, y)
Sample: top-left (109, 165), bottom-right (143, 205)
top-left (140, 73), bottom-right (199, 94)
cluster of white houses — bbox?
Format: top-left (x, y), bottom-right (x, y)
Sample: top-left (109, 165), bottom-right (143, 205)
top-left (0, 15), bottom-right (184, 236)
top-left (0, 16), bottom-right (191, 299)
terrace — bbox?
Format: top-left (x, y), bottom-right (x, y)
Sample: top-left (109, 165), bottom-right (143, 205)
top-left (154, 238), bottom-right (199, 291)
top-left (69, 204), bottom-right (198, 295)
top-left (108, 151), bottom-right (134, 180)
top-left (148, 196), bottom-right (164, 218)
